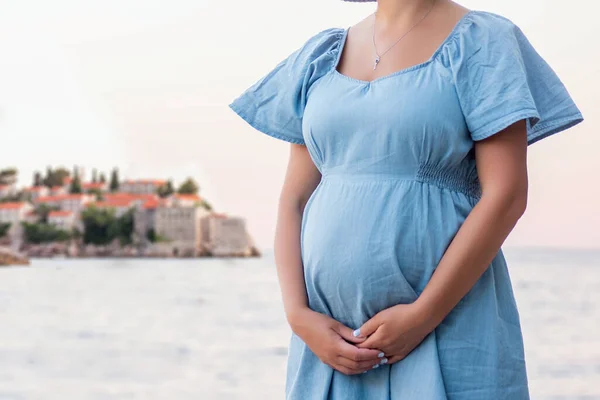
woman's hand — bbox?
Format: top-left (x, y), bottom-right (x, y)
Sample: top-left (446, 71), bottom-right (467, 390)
top-left (289, 308), bottom-right (385, 375)
top-left (355, 303), bottom-right (434, 365)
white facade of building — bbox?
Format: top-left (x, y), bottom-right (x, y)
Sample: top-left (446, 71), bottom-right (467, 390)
top-left (22, 186), bottom-right (50, 201)
top-left (36, 194), bottom-right (94, 214)
top-left (120, 180), bottom-right (165, 195)
top-left (92, 200), bottom-right (134, 218)
top-left (153, 206), bottom-right (209, 255)
top-left (204, 215), bottom-right (253, 257)
top-left (49, 186), bottom-right (68, 196)
top-left (47, 211), bottom-right (75, 231)
top-left (0, 202), bottom-right (34, 240)
top-left (0, 184), bottom-right (17, 199)
top-left (133, 208), bottom-right (155, 243)
top-left (171, 194), bottom-right (201, 207)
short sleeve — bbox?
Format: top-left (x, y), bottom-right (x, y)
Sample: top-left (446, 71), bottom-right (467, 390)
top-left (451, 12), bottom-right (584, 145)
top-left (228, 28), bottom-right (344, 145)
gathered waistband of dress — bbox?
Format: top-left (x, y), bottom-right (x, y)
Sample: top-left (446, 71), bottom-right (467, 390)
top-left (321, 165), bottom-right (482, 199)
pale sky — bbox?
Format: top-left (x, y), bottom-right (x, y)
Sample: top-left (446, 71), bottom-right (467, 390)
top-left (0, 0), bottom-right (597, 249)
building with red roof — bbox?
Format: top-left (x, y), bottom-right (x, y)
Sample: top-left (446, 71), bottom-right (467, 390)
top-left (49, 186), bottom-right (68, 196)
top-left (0, 202), bottom-right (34, 240)
top-left (35, 194), bottom-right (94, 214)
top-left (0, 184), bottom-right (17, 199)
top-left (89, 198), bottom-right (135, 217)
top-left (172, 193), bottom-right (202, 207)
top-left (22, 186), bottom-right (50, 201)
top-left (120, 179), bottom-right (166, 195)
top-left (82, 182), bottom-right (108, 192)
top-left (47, 210), bottom-right (76, 230)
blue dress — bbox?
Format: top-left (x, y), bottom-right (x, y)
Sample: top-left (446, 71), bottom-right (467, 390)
top-left (229, 10), bottom-right (583, 400)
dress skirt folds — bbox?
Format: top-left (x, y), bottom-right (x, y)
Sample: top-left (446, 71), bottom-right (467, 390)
top-left (228, 10), bottom-right (583, 400)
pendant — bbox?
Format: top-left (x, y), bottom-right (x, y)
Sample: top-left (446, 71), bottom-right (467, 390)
top-left (373, 56), bottom-right (380, 70)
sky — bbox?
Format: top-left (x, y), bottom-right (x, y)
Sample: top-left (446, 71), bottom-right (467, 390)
top-left (0, 0), bottom-right (597, 249)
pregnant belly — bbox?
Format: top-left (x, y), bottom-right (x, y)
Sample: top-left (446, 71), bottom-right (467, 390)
top-left (300, 176), bottom-right (471, 328)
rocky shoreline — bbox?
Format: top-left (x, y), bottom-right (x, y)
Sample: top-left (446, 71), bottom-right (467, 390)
top-left (20, 241), bottom-right (261, 259)
top-left (0, 247), bottom-right (30, 266)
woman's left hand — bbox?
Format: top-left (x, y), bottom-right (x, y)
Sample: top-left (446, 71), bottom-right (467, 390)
top-left (355, 303), bottom-right (434, 365)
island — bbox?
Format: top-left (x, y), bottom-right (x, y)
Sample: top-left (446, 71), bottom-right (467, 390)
top-left (0, 166), bottom-right (261, 259)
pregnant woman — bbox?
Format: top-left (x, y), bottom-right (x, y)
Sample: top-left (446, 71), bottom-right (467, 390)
top-left (229, 0), bottom-right (583, 398)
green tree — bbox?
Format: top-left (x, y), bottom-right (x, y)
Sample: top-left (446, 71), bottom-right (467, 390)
top-left (70, 170), bottom-right (83, 194)
top-left (72, 227), bottom-right (82, 241)
top-left (157, 180), bottom-right (175, 198)
top-left (44, 166), bottom-right (52, 187)
top-left (22, 222), bottom-right (71, 243)
top-left (117, 209), bottom-right (134, 245)
top-left (81, 206), bottom-right (134, 245)
top-left (99, 173), bottom-right (107, 184)
top-left (81, 206), bottom-right (116, 245)
top-left (43, 167), bottom-right (70, 188)
top-left (91, 168), bottom-right (98, 183)
top-left (33, 171), bottom-right (43, 187)
top-left (146, 228), bottom-right (167, 243)
top-left (109, 168), bottom-right (120, 192)
top-left (0, 222), bottom-right (10, 238)
top-left (177, 178), bottom-right (199, 195)
top-left (0, 168), bottom-right (17, 185)
top-left (201, 199), bottom-right (213, 211)
top-left (0, 168), bottom-right (17, 176)
top-left (87, 188), bottom-right (104, 199)
top-left (36, 204), bottom-right (60, 224)
top-left (146, 228), bottom-right (156, 242)
top-left (0, 193), bottom-right (23, 203)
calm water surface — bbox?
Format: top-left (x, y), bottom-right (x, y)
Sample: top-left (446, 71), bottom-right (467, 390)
top-left (0, 249), bottom-right (598, 400)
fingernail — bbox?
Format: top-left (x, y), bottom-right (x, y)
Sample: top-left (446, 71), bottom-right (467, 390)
top-left (372, 364), bottom-right (380, 369)
top-left (380, 358), bottom-right (388, 365)
top-left (378, 352), bottom-right (385, 358)
top-left (352, 329), bottom-right (361, 337)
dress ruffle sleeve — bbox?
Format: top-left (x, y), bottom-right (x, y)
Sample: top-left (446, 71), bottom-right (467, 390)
top-left (450, 12), bottom-right (584, 145)
top-left (228, 28), bottom-right (345, 145)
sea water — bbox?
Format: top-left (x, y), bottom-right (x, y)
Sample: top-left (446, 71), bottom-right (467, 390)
top-left (0, 248), bottom-right (598, 399)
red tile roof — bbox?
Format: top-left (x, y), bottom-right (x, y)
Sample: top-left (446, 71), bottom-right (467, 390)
top-left (48, 210), bottom-right (73, 218)
top-left (142, 198), bottom-right (160, 209)
top-left (103, 193), bottom-right (157, 201)
top-left (23, 186), bottom-right (46, 192)
top-left (92, 198), bottom-right (135, 208)
top-left (0, 202), bottom-right (27, 210)
top-left (36, 194), bottom-right (89, 203)
top-left (174, 194), bottom-right (201, 201)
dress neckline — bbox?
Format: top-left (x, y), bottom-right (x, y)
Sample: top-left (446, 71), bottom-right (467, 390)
top-left (332, 9), bottom-right (477, 85)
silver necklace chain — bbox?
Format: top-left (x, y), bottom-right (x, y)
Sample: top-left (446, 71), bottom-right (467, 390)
top-left (372, 0), bottom-right (437, 70)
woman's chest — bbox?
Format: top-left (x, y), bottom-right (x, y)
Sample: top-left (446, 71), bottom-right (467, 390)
top-left (302, 70), bottom-right (474, 169)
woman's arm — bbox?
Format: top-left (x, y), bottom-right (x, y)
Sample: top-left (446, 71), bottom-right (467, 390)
top-left (355, 120), bottom-right (529, 364)
top-left (274, 144), bottom-right (321, 319)
top-left (414, 119), bottom-right (529, 328)
top-left (276, 144), bottom-right (385, 374)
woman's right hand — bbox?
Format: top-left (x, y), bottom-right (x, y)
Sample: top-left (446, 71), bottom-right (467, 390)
top-left (288, 308), bottom-right (385, 375)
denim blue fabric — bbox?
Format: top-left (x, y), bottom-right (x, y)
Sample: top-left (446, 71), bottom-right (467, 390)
top-left (229, 10), bottom-right (583, 400)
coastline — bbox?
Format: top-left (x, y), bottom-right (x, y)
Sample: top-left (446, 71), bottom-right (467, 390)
top-left (20, 241), bottom-right (261, 259)
top-left (0, 246), bottom-right (30, 266)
